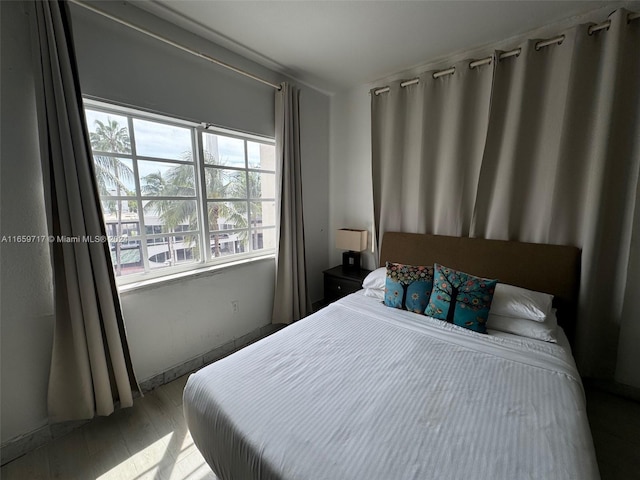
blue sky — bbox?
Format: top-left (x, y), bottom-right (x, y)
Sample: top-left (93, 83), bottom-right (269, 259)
top-left (84, 109), bottom-right (259, 170)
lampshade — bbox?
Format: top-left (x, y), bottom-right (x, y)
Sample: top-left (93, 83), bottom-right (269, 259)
top-left (335, 229), bottom-right (367, 252)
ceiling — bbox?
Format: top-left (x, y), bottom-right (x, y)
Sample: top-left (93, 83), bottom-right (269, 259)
top-left (135, 1), bottom-right (633, 93)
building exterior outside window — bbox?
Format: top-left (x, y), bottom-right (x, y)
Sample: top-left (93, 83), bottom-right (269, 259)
top-left (84, 99), bottom-right (276, 283)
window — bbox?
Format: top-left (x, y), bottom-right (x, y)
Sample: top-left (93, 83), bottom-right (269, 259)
top-left (84, 100), bottom-right (277, 282)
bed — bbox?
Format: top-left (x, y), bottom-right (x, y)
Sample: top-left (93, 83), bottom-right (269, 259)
top-left (183, 232), bottom-right (599, 480)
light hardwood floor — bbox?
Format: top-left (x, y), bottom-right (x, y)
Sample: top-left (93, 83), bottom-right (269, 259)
top-left (2, 379), bottom-right (639, 479)
top-left (585, 386), bottom-right (640, 480)
top-left (1, 374), bottom-right (216, 480)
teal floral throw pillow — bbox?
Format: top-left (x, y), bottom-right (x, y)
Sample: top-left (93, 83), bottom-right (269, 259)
top-left (384, 262), bottom-right (434, 314)
top-left (425, 264), bottom-right (497, 333)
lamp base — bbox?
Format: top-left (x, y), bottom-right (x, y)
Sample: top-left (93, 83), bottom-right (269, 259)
top-left (342, 251), bottom-right (361, 271)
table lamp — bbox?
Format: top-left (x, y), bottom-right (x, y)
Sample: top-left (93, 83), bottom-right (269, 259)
top-left (335, 229), bottom-right (367, 271)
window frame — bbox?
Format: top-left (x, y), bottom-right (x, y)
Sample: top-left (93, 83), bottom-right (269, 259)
top-left (197, 128), bottom-right (278, 265)
top-left (83, 98), bottom-right (277, 287)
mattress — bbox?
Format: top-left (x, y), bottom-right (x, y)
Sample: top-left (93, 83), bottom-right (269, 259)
top-left (183, 292), bottom-right (599, 480)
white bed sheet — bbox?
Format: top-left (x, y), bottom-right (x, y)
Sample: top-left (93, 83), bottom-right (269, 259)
top-left (184, 292), bottom-right (599, 480)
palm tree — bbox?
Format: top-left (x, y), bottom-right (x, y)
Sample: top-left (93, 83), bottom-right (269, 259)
top-left (143, 151), bottom-right (250, 260)
top-left (207, 167), bottom-right (251, 256)
top-left (90, 118), bottom-right (133, 194)
top-left (246, 171), bottom-right (263, 249)
top-left (142, 170), bottom-right (197, 265)
top-left (89, 118), bottom-right (133, 276)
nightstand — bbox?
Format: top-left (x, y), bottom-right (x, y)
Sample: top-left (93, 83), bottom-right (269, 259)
top-left (323, 265), bottom-right (372, 304)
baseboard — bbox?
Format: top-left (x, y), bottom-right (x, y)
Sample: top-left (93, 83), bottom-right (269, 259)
top-left (1, 322), bottom-right (285, 466)
top-left (139, 323), bottom-right (283, 393)
top-left (582, 377), bottom-right (640, 403)
top-left (0, 419), bottom-right (88, 466)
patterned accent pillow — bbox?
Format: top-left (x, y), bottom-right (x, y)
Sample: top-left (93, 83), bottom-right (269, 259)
top-left (425, 264), bottom-right (497, 333)
top-left (384, 262), bottom-right (434, 313)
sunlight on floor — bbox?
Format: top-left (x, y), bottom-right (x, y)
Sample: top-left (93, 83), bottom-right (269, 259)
top-left (95, 414), bottom-right (216, 480)
top-left (1, 374), bottom-right (217, 480)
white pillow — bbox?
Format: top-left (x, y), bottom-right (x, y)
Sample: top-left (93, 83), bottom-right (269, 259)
top-left (363, 288), bottom-right (385, 300)
top-left (362, 267), bottom-right (386, 290)
top-left (489, 283), bottom-right (553, 322)
top-left (487, 309), bottom-right (558, 343)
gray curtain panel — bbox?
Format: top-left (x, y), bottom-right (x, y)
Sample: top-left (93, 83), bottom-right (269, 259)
top-left (371, 9), bottom-right (640, 378)
top-left (32, 0), bottom-right (140, 422)
top-left (372, 58), bottom-right (494, 237)
top-left (272, 83), bottom-right (311, 324)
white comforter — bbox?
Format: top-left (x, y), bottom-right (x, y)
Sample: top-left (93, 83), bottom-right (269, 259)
top-left (183, 292), bottom-right (599, 480)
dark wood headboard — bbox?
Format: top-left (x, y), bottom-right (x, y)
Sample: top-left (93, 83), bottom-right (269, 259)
top-left (379, 232), bottom-right (581, 344)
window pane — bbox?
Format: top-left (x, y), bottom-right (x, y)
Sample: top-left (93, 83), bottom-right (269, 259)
top-left (208, 201), bottom-right (248, 232)
top-left (110, 243), bottom-right (144, 276)
top-left (175, 235), bottom-right (200, 263)
top-left (203, 132), bottom-right (245, 167)
top-left (143, 200), bottom-right (198, 233)
top-left (148, 235), bottom-right (200, 269)
top-left (247, 141), bottom-right (275, 170)
top-left (205, 168), bottom-right (247, 199)
top-left (139, 161), bottom-right (195, 196)
top-left (249, 171), bottom-right (275, 199)
top-left (85, 110), bottom-right (131, 154)
top-left (86, 101), bottom-right (277, 281)
top-left (210, 231), bottom-right (248, 258)
top-left (251, 228), bottom-right (276, 251)
top-left (250, 201), bottom-right (277, 227)
top-left (133, 118), bottom-right (192, 160)
top-left (93, 157), bottom-right (135, 196)
top-left (101, 201), bottom-right (141, 277)
top-left (102, 200), bottom-right (140, 235)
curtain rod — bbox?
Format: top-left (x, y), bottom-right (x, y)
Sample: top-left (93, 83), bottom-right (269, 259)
top-left (67, 0), bottom-right (282, 91)
top-left (373, 11), bottom-right (640, 96)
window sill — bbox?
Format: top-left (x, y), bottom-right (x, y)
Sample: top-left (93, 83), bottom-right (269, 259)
top-left (118, 254), bottom-right (275, 294)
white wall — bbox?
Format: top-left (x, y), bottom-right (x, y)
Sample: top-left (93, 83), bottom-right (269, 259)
top-left (70, 2), bottom-right (276, 137)
top-left (298, 87), bottom-right (331, 299)
top-left (329, 87), bottom-right (375, 270)
top-left (1, 0), bottom-right (329, 447)
top-left (121, 260), bottom-right (275, 381)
